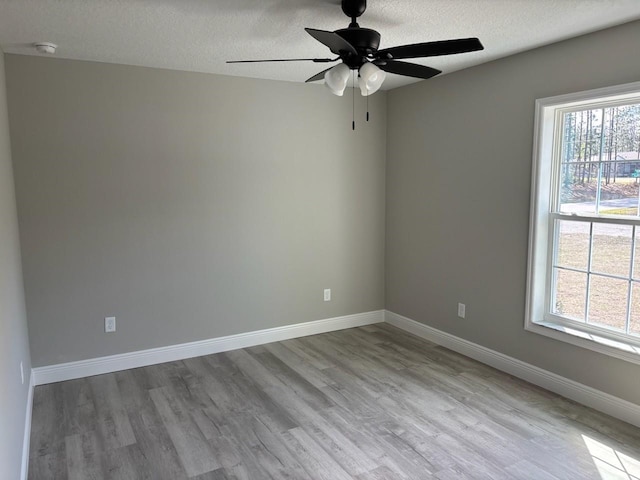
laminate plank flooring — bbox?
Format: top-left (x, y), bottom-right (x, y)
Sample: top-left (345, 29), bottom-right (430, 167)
top-left (28, 323), bottom-right (640, 479)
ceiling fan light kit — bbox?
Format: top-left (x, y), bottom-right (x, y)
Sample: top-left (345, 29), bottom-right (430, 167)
top-left (323, 61), bottom-right (386, 97)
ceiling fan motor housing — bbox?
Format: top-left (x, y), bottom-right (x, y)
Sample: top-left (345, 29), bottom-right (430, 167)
top-left (335, 28), bottom-right (380, 69)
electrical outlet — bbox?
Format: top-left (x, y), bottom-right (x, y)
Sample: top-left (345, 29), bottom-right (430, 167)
top-left (105, 316), bottom-right (116, 333)
top-left (324, 288), bottom-right (331, 302)
top-left (457, 303), bottom-right (466, 319)
top-left (20, 361), bottom-right (24, 385)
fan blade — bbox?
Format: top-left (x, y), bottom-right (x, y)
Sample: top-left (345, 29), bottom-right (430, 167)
top-left (305, 66), bottom-right (334, 83)
top-left (376, 38), bottom-right (484, 60)
top-left (375, 60), bottom-right (441, 80)
top-left (305, 28), bottom-right (358, 56)
top-left (227, 58), bottom-right (336, 63)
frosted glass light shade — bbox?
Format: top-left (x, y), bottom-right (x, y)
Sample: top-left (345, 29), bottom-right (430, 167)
top-left (358, 62), bottom-right (386, 96)
top-left (324, 63), bottom-right (350, 96)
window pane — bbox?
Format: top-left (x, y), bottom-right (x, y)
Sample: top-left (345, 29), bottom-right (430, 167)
top-left (598, 162), bottom-right (640, 216)
top-left (555, 220), bottom-right (590, 270)
top-left (591, 223), bottom-right (632, 277)
top-left (553, 269), bottom-right (586, 321)
top-left (560, 106), bottom-right (640, 218)
top-left (559, 165), bottom-right (598, 214)
top-left (587, 275), bottom-right (628, 331)
top-left (630, 282), bottom-right (640, 336)
top-left (559, 108), bottom-right (605, 214)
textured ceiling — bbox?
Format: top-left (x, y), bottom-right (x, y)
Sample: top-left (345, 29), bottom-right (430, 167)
top-left (1, 0), bottom-right (640, 90)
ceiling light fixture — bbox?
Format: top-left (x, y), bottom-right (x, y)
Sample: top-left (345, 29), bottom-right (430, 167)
top-left (227, 0), bottom-right (483, 126)
top-left (227, 0), bottom-right (483, 96)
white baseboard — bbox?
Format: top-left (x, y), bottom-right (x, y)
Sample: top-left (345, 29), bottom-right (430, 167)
top-left (32, 310), bottom-right (384, 386)
top-left (21, 370), bottom-right (34, 480)
top-left (385, 310), bottom-right (640, 428)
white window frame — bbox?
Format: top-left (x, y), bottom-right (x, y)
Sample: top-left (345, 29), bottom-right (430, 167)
top-left (526, 81), bottom-right (640, 365)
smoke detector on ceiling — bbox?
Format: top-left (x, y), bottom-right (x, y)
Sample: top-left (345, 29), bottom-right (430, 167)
top-left (34, 42), bottom-right (57, 54)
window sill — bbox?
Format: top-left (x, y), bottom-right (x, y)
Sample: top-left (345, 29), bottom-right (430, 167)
top-left (525, 320), bottom-right (640, 366)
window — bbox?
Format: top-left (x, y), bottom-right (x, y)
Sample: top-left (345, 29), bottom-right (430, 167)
top-left (527, 81), bottom-right (640, 364)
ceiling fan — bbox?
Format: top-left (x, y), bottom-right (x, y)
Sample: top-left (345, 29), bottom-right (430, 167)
top-left (228, 0), bottom-right (484, 97)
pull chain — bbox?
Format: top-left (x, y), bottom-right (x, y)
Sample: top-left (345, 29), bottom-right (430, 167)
top-left (366, 90), bottom-right (369, 122)
top-left (352, 70), bottom-right (356, 131)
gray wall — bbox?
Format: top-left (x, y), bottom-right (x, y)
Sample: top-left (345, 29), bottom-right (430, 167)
top-left (6, 55), bottom-right (386, 367)
top-left (0, 52), bottom-right (31, 480)
top-left (386, 20), bottom-right (640, 405)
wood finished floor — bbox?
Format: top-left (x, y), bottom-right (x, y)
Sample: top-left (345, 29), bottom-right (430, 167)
top-left (28, 323), bottom-right (640, 479)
